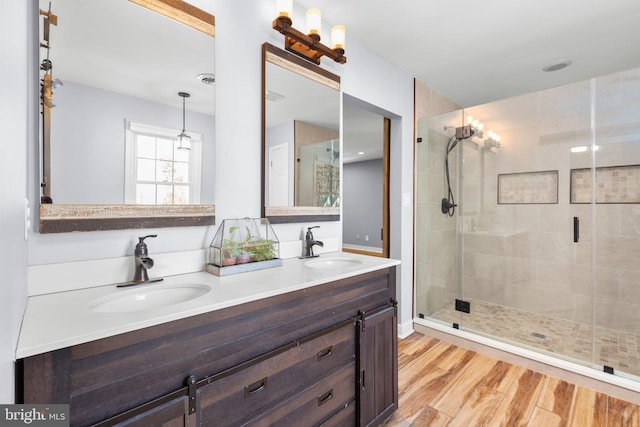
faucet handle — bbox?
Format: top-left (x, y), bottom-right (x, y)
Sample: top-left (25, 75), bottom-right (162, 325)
top-left (138, 234), bottom-right (157, 244)
top-left (306, 226), bottom-right (319, 239)
top-left (135, 234), bottom-right (157, 256)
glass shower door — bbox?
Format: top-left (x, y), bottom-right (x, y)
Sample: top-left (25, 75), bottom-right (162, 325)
top-left (415, 110), bottom-right (464, 329)
top-left (591, 68), bottom-right (640, 380)
top-left (459, 83), bottom-right (596, 367)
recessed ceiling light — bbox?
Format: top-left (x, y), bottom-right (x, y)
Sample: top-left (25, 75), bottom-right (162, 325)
top-left (197, 73), bottom-right (215, 85)
top-left (542, 60), bottom-right (572, 72)
top-left (357, 151), bottom-right (365, 155)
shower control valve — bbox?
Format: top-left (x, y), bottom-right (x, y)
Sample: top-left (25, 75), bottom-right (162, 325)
top-left (441, 198), bottom-right (457, 214)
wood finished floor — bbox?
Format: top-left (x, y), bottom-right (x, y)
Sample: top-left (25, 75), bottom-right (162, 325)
top-left (385, 333), bottom-right (640, 427)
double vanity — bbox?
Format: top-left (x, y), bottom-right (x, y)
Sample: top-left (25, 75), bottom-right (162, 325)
top-left (17, 253), bottom-right (399, 426)
top-left (28, 2), bottom-right (396, 425)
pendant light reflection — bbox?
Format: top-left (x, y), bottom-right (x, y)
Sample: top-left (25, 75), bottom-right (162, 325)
top-left (177, 91), bottom-right (191, 151)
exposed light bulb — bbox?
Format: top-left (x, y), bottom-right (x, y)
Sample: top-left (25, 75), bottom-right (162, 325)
top-left (275, 0), bottom-right (293, 19)
top-left (331, 25), bottom-right (346, 50)
top-left (306, 8), bottom-right (321, 37)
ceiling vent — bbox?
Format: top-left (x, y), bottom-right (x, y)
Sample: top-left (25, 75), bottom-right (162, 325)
top-left (197, 73), bottom-right (215, 85)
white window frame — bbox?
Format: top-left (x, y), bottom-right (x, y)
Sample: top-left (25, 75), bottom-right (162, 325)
top-left (124, 120), bottom-right (203, 204)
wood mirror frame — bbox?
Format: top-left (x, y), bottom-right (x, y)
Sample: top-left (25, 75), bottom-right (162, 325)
top-left (38, 0), bottom-right (215, 233)
top-left (261, 43), bottom-right (341, 224)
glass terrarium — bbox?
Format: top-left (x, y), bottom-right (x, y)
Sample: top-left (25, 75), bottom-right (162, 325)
top-left (207, 218), bottom-right (281, 276)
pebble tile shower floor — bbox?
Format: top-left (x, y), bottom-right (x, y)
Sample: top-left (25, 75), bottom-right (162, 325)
top-left (430, 299), bottom-right (640, 378)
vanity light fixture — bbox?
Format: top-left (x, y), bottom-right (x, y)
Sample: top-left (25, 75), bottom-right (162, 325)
top-left (272, 0), bottom-right (346, 64)
top-left (177, 92), bottom-right (191, 151)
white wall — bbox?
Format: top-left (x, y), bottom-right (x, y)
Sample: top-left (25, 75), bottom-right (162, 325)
top-left (19, 0), bottom-right (415, 376)
top-left (0, 0), bottom-right (29, 403)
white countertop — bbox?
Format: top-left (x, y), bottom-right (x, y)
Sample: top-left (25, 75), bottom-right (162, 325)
top-left (16, 252), bottom-right (400, 359)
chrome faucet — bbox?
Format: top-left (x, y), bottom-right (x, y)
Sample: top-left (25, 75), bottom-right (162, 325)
top-left (118, 235), bottom-right (163, 287)
top-left (302, 226), bottom-right (324, 258)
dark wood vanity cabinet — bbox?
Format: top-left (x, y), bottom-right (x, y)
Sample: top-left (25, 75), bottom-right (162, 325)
top-left (18, 267), bottom-right (397, 426)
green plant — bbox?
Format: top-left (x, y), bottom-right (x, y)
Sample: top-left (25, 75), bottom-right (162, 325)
top-left (246, 238), bottom-right (276, 262)
top-left (221, 226), bottom-right (240, 259)
top-left (240, 226), bottom-right (254, 252)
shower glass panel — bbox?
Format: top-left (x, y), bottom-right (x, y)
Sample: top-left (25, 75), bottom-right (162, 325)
top-left (416, 80), bottom-right (633, 376)
top-left (416, 67), bottom-right (640, 382)
top-left (592, 68), bottom-right (640, 379)
top-left (465, 81), bottom-right (597, 368)
top-left (415, 111), bottom-right (464, 329)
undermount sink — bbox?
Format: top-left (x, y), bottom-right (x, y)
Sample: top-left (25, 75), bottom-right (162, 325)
top-left (89, 283), bottom-right (211, 313)
top-left (304, 257), bottom-right (363, 269)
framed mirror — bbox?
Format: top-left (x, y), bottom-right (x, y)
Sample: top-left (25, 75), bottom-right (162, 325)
top-left (261, 43), bottom-right (341, 224)
top-left (38, 0), bottom-right (215, 233)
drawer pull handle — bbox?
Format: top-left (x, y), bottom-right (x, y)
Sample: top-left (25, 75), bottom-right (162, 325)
top-left (244, 377), bottom-right (268, 398)
top-left (317, 389), bottom-right (333, 406)
top-left (317, 346), bottom-right (333, 361)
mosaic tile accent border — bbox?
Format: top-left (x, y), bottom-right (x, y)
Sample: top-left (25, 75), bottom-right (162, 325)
top-left (497, 170), bottom-right (558, 204)
top-left (571, 165), bottom-right (640, 204)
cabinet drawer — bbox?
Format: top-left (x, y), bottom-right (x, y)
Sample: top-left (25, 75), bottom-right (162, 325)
top-left (242, 362), bottom-right (356, 427)
top-left (319, 399), bottom-right (356, 427)
top-left (199, 322), bottom-right (355, 426)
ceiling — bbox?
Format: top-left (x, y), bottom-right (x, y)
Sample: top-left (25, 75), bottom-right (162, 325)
top-left (295, 0), bottom-right (640, 107)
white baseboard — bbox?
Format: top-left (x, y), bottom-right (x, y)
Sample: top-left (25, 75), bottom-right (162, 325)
top-left (397, 320), bottom-right (414, 339)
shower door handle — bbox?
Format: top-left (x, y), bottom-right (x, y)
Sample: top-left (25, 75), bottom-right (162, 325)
top-left (573, 217), bottom-right (579, 243)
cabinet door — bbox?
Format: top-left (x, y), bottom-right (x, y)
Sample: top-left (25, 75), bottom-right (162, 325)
top-left (112, 395), bottom-right (195, 427)
top-left (357, 303), bottom-right (398, 427)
